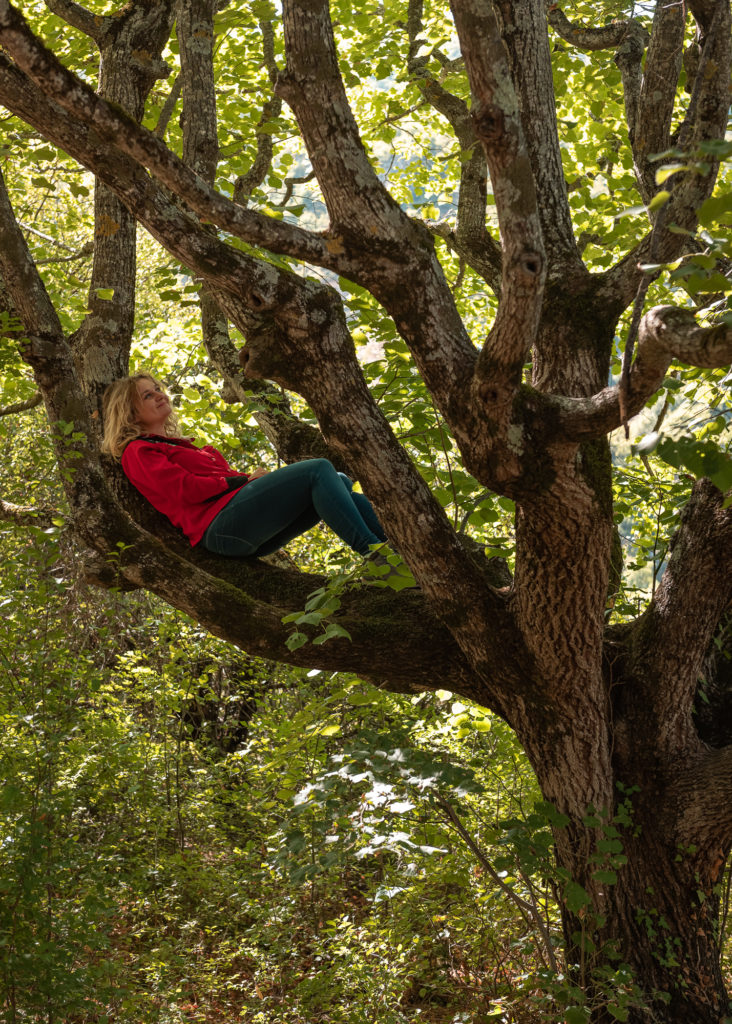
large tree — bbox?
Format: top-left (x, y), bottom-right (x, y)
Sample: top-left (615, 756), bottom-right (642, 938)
top-left (0, 0), bottom-right (731, 1020)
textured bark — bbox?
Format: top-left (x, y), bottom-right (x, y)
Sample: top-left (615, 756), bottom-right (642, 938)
top-left (450, 0), bottom-right (546, 450)
top-left (175, 0), bottom-right (335, 469)
top-left (407, 0), bottom-right (501, 291)
top-left (0, 1), bottom-right (731, 1019)
top-left (526, 306), bottom-right (732, 442)
top-left (65, 0), bottom-right (175, 405)
top-left (491, 0), bottom-right (579, 268)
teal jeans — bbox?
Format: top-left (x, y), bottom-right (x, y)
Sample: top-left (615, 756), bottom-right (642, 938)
top-left (202, 458), bottom-right (386, 557)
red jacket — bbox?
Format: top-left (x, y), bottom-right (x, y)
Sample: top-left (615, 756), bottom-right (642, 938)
top-left (121, 435), bottom-right (248, 545)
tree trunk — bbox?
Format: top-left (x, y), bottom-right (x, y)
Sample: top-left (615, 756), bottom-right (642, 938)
top-left (558, 807), bottom-right (729, 1023)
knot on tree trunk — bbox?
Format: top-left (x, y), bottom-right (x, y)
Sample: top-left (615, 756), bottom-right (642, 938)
top-left (472, 103), bottom-right (508, 148)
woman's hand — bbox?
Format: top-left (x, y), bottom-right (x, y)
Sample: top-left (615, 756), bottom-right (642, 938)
top-left (248, 467), bottom-right (269, 481)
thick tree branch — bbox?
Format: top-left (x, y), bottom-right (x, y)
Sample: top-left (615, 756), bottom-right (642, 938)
top-left (547, 8), bottom-right (635, 49)
top-left (82, 484), bottom-right (514, 698)
top-left (527, 305), bottom-right (732, 441)
top-left (449, 0), bottom-right (545, 440)
top-left (489, 0), bottom-right (577, 269)
top-left (177, 0), bottom-right (218, 180)
top-left (624, 480), bottom-right (732, 761)
top-left (277, 0), bottom-right (406, 240)
top-left (547, 7), bottom-right (649, 161)
top-left (0, 166), bottom-right (118, 527)
top-left (633, 0), bottom-right (686, 202)
top-left (0, 1), bottom-right (335, 268)
top-left (0, 165), bottom-right (63, 344)
top-left (43, 0), bottom-right (99, 39)
top-left (407, 0), bottom-right (501, 291)
top-left (675, 746), bottom-right (732, 854)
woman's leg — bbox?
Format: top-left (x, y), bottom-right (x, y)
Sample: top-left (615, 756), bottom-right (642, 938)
top-left (202, 459), bottom-right (386, 557)
top-left (338, 473), bottom-right (387, 545)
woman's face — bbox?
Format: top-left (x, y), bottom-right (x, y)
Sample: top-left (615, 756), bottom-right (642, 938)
top-left (134, 378), bottom-right (172, 432)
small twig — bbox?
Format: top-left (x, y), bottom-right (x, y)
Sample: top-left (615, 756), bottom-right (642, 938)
top-left (436, 792), bottom-right (558, 971)
top-left (35, 240), bottom-right (93, 265)
top-left (274, 170), bottom-right (316, 208)
top-left (153, 74), bottom-right (182, 139)
top-left (18, 220), bottom-right (78, 253)
top-left (0, 392), bottom-right (42, 416)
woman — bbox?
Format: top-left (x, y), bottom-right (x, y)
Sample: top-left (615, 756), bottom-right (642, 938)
top-left (101, 373), bottom-right (391, 563)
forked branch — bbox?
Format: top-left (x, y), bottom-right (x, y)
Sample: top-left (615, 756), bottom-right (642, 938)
top-left (0, 1), bottom-right (336, 268)
top-left (450, 0), bottom-right (545, 433)
top-left (277, 0), bottom-right (406, 240)
top-left (407, 0), bottom-right (501, 290)
top-left (528, 306), bottom-right (732, 442)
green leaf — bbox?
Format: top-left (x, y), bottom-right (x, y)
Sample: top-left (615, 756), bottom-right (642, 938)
top-left (648, 190), bottom-right (670, 212)
top-left (698, 192), bottom-right (732, 227)
top-left (592, 869), bottom-right (618, 885)
top-left (655, 163), bottom-right (691, 184)
top-left (565, 1007), bottom-right (590, 1024)
top-left (564, 880), bottom-right (591, 912)
top-left (608, 1003), bottom-right (630, 1021)
top-left (316, 623), bottom-right (352, 643)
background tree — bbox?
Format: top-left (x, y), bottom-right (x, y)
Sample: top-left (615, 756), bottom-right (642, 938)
top-left (0, 1), bottom-right (731, 1021)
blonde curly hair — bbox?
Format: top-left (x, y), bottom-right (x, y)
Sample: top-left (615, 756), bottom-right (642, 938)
top-left (101, 372), bottom-right (180, 459)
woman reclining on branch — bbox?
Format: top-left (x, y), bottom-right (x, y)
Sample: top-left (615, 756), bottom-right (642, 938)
top-left (101, 373), bottom-right (398, 571)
